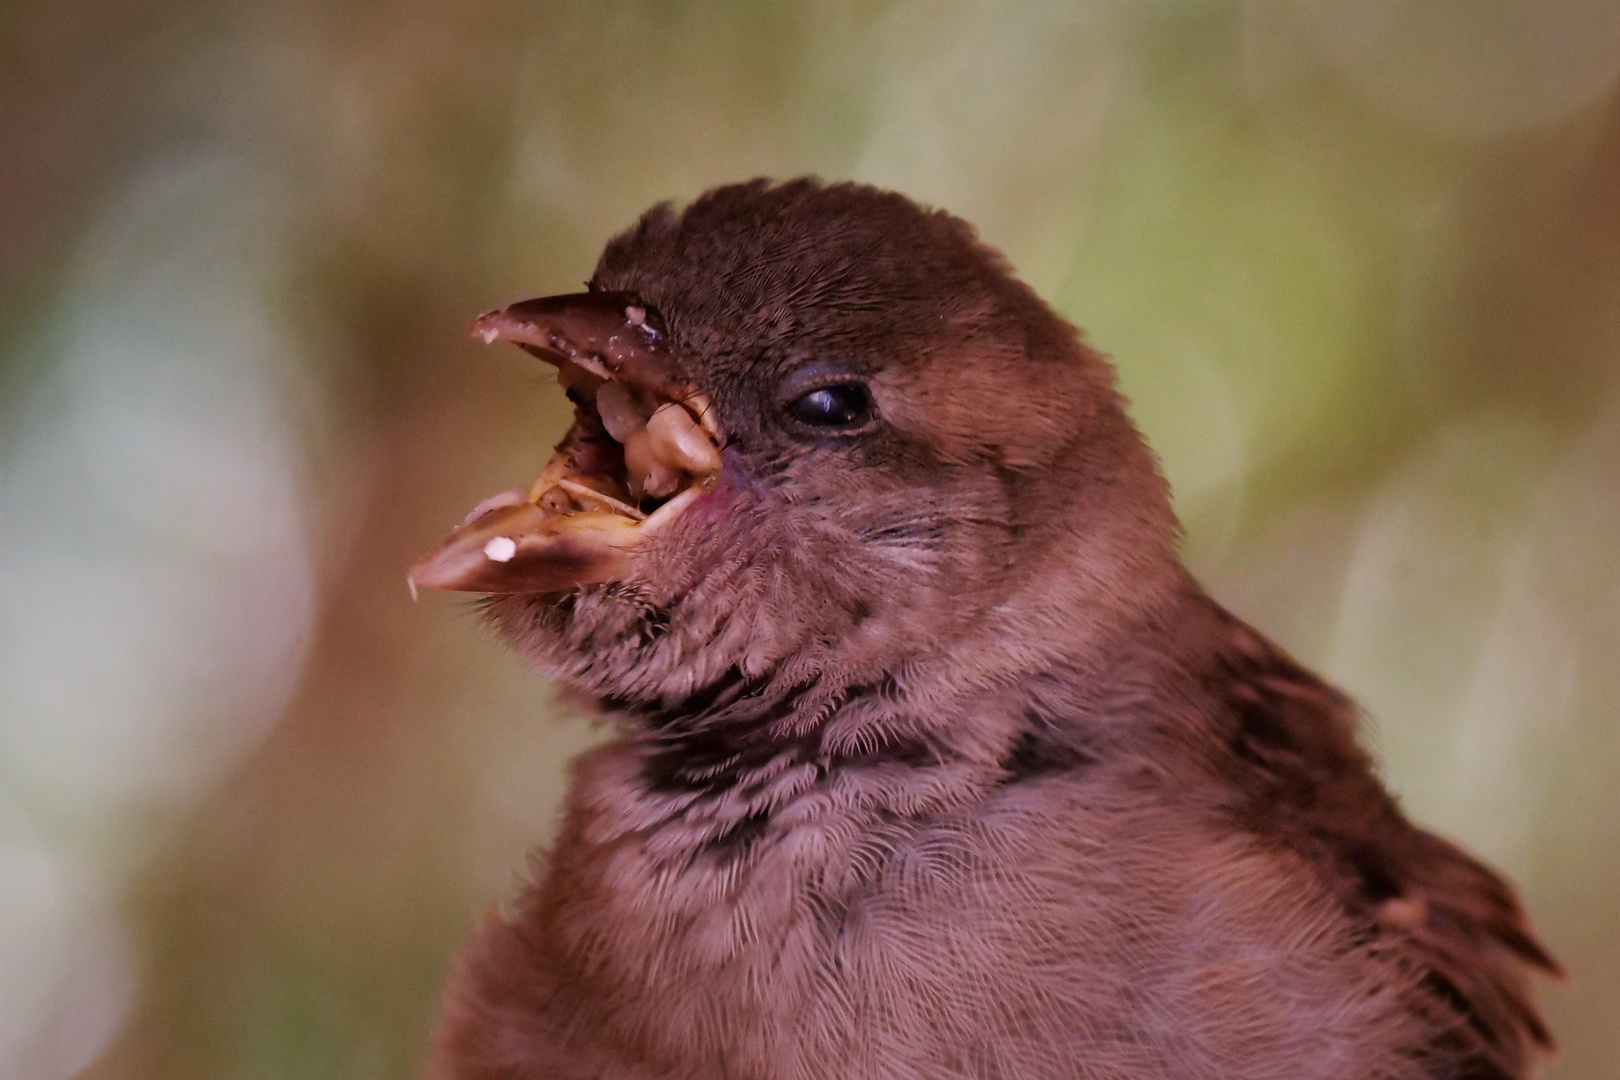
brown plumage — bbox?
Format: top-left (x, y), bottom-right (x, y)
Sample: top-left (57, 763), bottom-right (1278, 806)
top-left (412, 179), bottom-right (1557, 1080)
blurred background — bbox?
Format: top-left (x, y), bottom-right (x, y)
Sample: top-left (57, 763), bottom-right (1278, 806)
top-left (3, 1), bottom-right (1618, 1077)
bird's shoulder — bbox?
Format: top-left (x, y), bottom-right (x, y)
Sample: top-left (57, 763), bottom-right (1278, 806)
top-left (1199, 601), bottom-right (1558, 1080)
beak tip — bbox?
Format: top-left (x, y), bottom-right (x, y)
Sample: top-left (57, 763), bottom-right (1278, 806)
top-left (469, 311), bottom-right (505, 344)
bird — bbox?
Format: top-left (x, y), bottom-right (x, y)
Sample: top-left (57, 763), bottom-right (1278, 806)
top-left (410, 178), bottom-right (1557, 1080)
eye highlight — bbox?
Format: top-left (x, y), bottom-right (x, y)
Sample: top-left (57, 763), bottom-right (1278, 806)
top-left (788, 383), bottom-right (872, 428)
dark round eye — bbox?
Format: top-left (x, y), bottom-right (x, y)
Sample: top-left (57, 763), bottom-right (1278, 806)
top-left (787, 383), bottom-right (872, 428)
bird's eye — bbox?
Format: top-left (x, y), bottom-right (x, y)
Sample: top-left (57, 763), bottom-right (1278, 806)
top-left (787, 383), bottom-right (872, 429)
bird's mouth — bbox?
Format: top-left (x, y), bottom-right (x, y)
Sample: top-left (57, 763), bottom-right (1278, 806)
top-left (409, 291), bottom-right (722, 595)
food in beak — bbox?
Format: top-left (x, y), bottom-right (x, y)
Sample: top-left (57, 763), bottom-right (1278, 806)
top-left (408, 292), bottom-right (722, 595)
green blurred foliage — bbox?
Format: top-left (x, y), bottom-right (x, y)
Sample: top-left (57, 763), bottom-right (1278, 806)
top-left (2, 2), bottom-right (1617, 1079)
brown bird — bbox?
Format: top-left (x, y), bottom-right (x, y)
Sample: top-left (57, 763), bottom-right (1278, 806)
top-left (411, 179), bottom-right (1557, 1080)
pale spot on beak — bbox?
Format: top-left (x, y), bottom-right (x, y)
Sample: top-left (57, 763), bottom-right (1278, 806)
top-left (483, 536), bottom-right (517, 562)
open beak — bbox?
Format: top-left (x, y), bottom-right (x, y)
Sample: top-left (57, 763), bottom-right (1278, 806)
top-left (409, 292), bottom-right (722, 595)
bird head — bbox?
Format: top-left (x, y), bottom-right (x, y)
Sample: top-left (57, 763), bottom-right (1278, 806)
top-left (412, 179), bottom-right (1181, 732)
